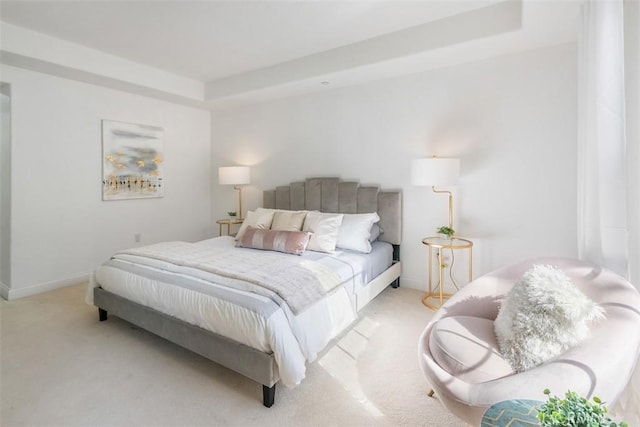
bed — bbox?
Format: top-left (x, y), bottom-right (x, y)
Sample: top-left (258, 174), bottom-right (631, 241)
top-left (88, 177), bottom-right (402, 407)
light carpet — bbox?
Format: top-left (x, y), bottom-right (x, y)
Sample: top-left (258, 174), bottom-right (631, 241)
top-left (1, 283), bottom-right (467, 427)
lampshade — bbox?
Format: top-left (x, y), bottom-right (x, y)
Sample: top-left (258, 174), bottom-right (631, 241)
top-left (411, 158), bottom-right (460, 187)
top-left (218, 166), bottom-right (250, 185)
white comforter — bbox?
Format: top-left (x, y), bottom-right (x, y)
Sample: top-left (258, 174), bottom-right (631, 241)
top-left (87, 237), bottom-right (361, 387)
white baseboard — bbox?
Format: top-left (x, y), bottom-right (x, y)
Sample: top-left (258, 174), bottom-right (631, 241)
top-left (0, 281), bottom-right (9, 300)
top-left (399, 276), bottom-right (423, 291)
top-left (4, 273), bottom-right (91, 300)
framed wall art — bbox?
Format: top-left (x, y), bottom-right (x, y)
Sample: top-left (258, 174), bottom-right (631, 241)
top-left (102, 120), bottom-right (164, 200)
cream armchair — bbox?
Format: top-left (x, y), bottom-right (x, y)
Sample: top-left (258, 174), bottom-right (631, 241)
top-left (418, 257), bottom-right (640, 426)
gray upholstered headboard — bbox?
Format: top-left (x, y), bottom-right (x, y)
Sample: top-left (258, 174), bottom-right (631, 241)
top-left (263, 177), bottom-right (402, 246)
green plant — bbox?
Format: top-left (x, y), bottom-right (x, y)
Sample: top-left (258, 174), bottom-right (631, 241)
top-left (227, 211), bottom-right (237, 217)
top-left (436, 226), bottom-right (455, 238)
top-left (537, 389), bottom-right (627, 427)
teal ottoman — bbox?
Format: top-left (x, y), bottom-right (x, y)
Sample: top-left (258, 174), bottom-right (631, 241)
top-left (481, 399), bottom-right (542, 427)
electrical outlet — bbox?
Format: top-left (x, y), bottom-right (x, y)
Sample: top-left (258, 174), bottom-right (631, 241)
top-left (440, 254), bottom-right (451, 269)
top-left (134, 233), bottom-right (141, 243)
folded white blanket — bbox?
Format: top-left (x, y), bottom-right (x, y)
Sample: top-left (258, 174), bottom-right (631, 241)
top-left (116, 241), bottom-right (342, 315)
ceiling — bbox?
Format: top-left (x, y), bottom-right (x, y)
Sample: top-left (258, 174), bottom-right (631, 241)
top-left (0, 0), bottom-right (581, 109)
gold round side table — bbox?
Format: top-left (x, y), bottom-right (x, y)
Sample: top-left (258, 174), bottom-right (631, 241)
top-left (216, 218), bottom-right (244, 236)
top-left (421, 236), bottom-right (473, 310)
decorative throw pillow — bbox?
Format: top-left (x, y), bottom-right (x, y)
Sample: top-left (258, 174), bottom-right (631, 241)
top-left (336, 212), bottom-right (380, 253)
top-left (302, 211), bottom-right (344, 253)
top-left (430, 316), bottom-right (515, 383)
top-left (271, 210), bottom-right (308, 231)
top-left (494, 264), bottom-right (605, 372)
top-left (236, 227), bottom-right (311, 255)
top-left (234, 209), bottom-right (275, 241)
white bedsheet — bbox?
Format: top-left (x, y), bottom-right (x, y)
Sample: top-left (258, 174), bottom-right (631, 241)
top-left (87, 236), bottom-right (393, 388)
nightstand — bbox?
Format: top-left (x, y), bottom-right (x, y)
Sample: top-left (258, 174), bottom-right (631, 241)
top-left (216, 218), bottom-right (243, 236)
top-left (421, 236), bottom-right (473, 310)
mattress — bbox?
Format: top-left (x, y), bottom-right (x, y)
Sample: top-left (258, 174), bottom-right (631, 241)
top-left (87, 236), bottom-right (393, 387)
top-left (197, 236), bottom-right (393, 294)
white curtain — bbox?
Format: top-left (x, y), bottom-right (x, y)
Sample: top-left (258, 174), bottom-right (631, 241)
top-left (581, 3), bottom-right (640, 423)
top-left (577, 0), bottom-right (633, 279)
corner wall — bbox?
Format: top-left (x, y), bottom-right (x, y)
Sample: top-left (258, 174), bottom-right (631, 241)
top-left (625, 0), bottom-right (640, 288)
top-left (0, 83), bottom-right (11, 297)
top-left (2, 65), bottom-right (212, 299)
top-left (211, 44), bottom-right (579, 290)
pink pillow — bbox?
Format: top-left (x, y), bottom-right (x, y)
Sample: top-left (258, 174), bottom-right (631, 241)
top-left (237, 227), bottom-right (311, 255)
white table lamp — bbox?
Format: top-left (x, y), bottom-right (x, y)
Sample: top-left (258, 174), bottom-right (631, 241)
top-left (411, 157), bottom-right (460, 229)
top-left (218, 166), bottom-right (250, 220)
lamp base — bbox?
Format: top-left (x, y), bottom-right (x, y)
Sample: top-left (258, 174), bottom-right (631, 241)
top-left (421, 292), bottom-right (454, 311)
top-left (234, 186), bottom-right (243, 221)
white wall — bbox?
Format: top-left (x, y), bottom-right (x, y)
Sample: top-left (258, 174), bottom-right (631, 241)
top-left (0, 83), bottom-right (11, 289)
top-left (1, 65), bottom-right (212, 299)
top-left (625, 0), bottom-right (640, 287)
top-left (211, 44), bottom-right (578, 290)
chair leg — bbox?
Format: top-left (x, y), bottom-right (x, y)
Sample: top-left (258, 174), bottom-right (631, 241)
top-left (427, 389), bottom-right (435, 397)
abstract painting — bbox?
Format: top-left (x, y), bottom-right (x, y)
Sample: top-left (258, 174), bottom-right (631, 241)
top-left (102, 120), bottom-right (164, 200)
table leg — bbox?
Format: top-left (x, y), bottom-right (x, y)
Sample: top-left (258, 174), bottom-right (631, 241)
top-left (437, 248), bottom-right (443, 307)
top-left (428, 245), bottom-right (433, 294)
top-left (422, 240), bottom-right (473, 310)
top-left (469, 247), bottom-right (473, 282)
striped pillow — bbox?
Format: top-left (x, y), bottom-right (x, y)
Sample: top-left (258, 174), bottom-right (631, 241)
top-left (237, 227), bottom-right (311, 255)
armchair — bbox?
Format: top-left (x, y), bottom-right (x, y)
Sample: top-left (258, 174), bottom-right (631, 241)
top-left (418, 257), bottom-right (640, 426)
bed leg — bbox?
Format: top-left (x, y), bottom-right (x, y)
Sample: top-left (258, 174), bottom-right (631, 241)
top-left (262, 384), bottom-right (276, 408)
top-left (98, 308), bottom-right (108, 321)
top-left (391, 277), bottom-right (400, 288)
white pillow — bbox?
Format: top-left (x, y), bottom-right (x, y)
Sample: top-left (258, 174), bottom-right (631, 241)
top-left (302, 211), bottom-right (344, 253)
top-left (494, 264), bottom-right (605, 372)
top-left (234, 209), bottom-right (275, 241)
top-left (369, 223), bottom-right (382, 242)
top-left (336, 212), bottom-right (380, 253)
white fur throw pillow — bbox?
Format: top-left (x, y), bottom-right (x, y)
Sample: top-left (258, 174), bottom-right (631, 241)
top-left (494, 264), bottom-right (605, 372)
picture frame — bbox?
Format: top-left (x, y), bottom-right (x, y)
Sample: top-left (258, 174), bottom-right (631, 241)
top-left (101, 120), bottom-right (164, 200)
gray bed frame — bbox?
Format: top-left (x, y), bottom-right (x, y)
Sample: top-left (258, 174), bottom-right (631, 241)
top-left (94, 177), bottom-right (402, 407)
